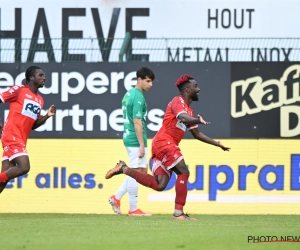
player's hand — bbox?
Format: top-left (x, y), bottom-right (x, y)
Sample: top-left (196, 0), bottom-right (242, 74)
top-left (139, 145), bottom-right (145, 158)
top-left (217, 141), bottom-right (230, 151)
top-left (197, 114), bottom-right (210, 125)
top-left (47, 105), bottom-right (56, 117)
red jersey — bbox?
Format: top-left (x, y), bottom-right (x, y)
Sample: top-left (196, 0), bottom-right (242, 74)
top-left (0, 85), bottom-right (44, 146)
top-left (153, 96), bottom-right (198, 148)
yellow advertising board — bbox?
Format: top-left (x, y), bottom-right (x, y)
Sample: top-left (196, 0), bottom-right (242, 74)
top-left (1, 139), bottom-right (300, 214)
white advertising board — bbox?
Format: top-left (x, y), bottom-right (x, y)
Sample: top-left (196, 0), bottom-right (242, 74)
top-left (0, 0), bottom-right (299, 62)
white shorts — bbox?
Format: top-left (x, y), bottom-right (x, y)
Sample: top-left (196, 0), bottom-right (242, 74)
top-left (125, 147), bottom-right (148, 168)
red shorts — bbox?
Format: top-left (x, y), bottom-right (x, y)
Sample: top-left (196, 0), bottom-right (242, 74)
top-left (152, 157), bottom-right (173, 178)
top-left (151, 143), bottom-right (183, 177)
top-left (2, 143), bottom-right (28, 161)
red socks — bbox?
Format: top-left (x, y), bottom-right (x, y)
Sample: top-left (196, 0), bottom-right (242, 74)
top-left (125, 168), bottom-right (160, 191)
top-left (0, 171), bottom-right (9, 183)
top-left (175, 174), bottom-right (189, 210)
top-left (124, 168), bottom-right (189, 210)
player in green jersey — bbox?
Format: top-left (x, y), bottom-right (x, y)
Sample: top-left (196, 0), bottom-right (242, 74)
top-left (108, 67), bottom-right (155, 216)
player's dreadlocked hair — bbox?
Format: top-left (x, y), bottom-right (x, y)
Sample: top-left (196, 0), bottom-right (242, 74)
top-left (175, 74), bottom-right (194, 93)
top-left (25, 66), bottom-right (41, 84)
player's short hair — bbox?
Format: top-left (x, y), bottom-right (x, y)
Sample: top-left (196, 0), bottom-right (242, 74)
top-left (175, 74), bottom-right (194, 92)
top-left (136, 67), bottom-right (155, 81)
top-left (25, 66), bottom-right (41, 83)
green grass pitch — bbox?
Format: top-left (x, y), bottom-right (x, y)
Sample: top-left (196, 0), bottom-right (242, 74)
top-left (1, 214), bottom-right (300, 250)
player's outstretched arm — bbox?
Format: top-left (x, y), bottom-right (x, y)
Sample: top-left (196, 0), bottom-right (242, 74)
top-left (178, 113), bottom-right (210, 125)
top-left (32, 104), bottom-right (56, 130)
top-left (189, 128), bottom-right (230, 151)
top-left (196, 114), bottom-right (210, 125)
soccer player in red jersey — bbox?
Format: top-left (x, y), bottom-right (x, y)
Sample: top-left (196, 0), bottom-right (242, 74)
top-left (105, 74), bottom-right (230, 220)
top-left (0, 66), bottom-right (56, 193)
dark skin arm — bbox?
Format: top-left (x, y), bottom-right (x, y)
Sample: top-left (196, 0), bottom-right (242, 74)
top-left (189, 128), bottom-right (230, 151)
top-left (178, 112), bottom-right (230, 151)
top-left (177, 113), bottom-right (210, 125)
top-left (32, 104), bottom-right (56, 130)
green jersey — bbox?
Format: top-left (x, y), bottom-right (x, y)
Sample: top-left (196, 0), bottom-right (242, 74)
top-left (122, 88), bottom-right (147, 147)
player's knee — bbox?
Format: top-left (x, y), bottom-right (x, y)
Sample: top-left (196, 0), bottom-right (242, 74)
top-left (23, 168), bottom-right (30, 174)
top-left (181, 168), bottom-right (190, 175)
top-left (21, 165), bottom-right (30, 174)
top-left (173, 166), bottom-right (190, 175)
top-left (155, 175), bottom-right (169, 191)
top-left (157, 182), bottom-right (168, 192)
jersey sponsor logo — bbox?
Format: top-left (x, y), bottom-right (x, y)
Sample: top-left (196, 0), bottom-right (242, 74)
top-left (22, 99), bottom-right (41, 120)
top-left (25, 94), bottom-right (32, 99)
top-left (136, 111), bottom-right (141, 117)
top-left (176, 119), bottom-right (186, 131)
top-left (137, 101), bottom-right (142, 105)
